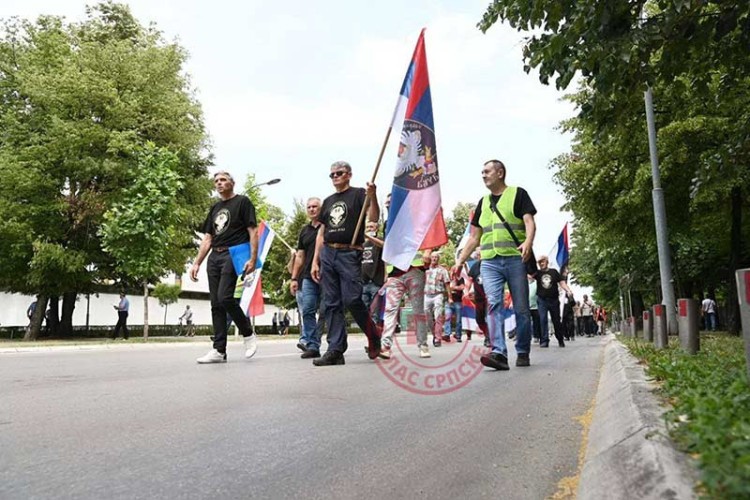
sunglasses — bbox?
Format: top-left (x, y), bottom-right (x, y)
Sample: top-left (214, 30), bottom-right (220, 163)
top-left (329, 170), bottom-right (348, 179)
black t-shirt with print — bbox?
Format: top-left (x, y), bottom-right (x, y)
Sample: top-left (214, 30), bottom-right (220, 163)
top-left (320, 187), bottom-right (367, 245)
top-left (536, 268), bottom-right (565, 299)
top-left (361, 239), bottom-right (385, 286)
top-left (202, 195), bottom-right (257, 248)
top-left (296, 222), bottom-right (321, 281)
top-left (450, 277), bottom-right (465, 303)
top-left (470, 187), bottom-right (537, 228)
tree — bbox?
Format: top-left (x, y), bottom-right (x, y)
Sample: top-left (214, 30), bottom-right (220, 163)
top-left (99, 143), bottom-right (191, 338)
top-left (0, 2), bottom-right (211, 340)
top-left (152, 283), bottom-right (181, 325)
top-left (445, 202), bottom-right (476, 246)
top-left (479, 0), bottom-right (750, 332)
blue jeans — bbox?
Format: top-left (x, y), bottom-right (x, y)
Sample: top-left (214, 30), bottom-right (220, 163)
top-left (481, 255), bottom-right (531, 357)
top-left (320, 247), bottom-right (378, 353)
top-left (705, 312), bottom-right (717, 331)
top-left (444, 301), bottom-right (463, 339)
top-left (297, 278), bottom-right (323, 351)
top-left (362, 281), bottom-right (381, 324)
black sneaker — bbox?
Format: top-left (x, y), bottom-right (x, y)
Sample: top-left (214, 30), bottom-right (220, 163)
top-left (366, 338), bottom-right (382, 360)
top-left (301, 349), bottom-right (321, 359)
top-left (540, 342), bottom-right (549, 348)
top-left (480, 352), bottom-right (510, 370)
top-left (456, 338), bottom-right (463, 343)
top-left (433, 338), bottom-right (442, 347)
top-left (313, 350), bottom-right (345, 366)
top-left (516, 353), bottom-right (530, 367)
top-left (296, 342), bottom-right (307, 352)
top-left (508, 330), bottom-right (516, 340)
top-left (558, 340), bottom-right (566, 347)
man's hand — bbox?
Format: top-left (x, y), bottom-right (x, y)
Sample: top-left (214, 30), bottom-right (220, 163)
top-left (365, 181), bottom-right (376, 196)
top-left (290, 280), bottom-right (299, 295)
top-left (190, 263), bottom-right (200, 282)
top-left (518, 240), bottom-right (533, 262)
top-left (311, 261), bottom-right (321, 283)
top-left (243, 259), bottom-right (256, 277)
top-left (450, 264), bottom-right (462, 280)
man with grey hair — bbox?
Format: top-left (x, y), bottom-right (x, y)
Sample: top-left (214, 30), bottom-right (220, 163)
top-left (310, 161), bottom-right (381, 366)
top-left (452, 159), bottom-right (537, 370)
top-left (191, 170), bottom-right (259, 363)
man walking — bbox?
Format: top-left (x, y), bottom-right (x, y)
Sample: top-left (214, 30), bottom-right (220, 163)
top-left (452, 159), bottom-right (537, 370)
top-left (190, 171), bottom-right (258, 363)
top-left (290, 197), bottom-right (324, 358)
top-left (361, 220), bottom-right (385, 322)
top-left (444, 272), bottom-right (465, 342)
top-left (424, 253), bottom-right (451, 346)
top-left (581, 295), bottom-right (595, 337)
top-left (112, 292), bottom-right (130, 340)
top-left (701, 295), bottom-right (718, 331)
top-left (534, 255), bottom-right (572, 347)
top-left (178, 305), bottom-right (194, 337)
top-left (310, 161), bottom-right (381, 366)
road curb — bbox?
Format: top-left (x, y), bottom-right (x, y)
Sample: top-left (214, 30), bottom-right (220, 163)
top-left (578, 337), bottom-right (698, 499)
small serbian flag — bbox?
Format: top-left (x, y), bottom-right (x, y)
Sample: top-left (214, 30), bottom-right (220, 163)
top-left (383, 29), bottom-right (448, 271)
top-left (548, 223), bottom-right (570, 271)
top-left (235, 221), bottom-right (275, 317)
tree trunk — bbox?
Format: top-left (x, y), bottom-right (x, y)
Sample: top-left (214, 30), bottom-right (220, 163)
top-left (143, 281), bottom-right (149, 340)
top-left (727, 185), bottom-right (743, 335)
top-left (24, 295), bottom-right (49, 341)
top-left (46, 296), bottom-right (60, 338)
top-left (164, 304), bottom-right (168, 325)
top-left (60, 292), bottom-right (77, 337)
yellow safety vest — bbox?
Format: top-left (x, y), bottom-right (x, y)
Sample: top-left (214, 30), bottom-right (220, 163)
top-left (478, 187), bottom-right (525, 259)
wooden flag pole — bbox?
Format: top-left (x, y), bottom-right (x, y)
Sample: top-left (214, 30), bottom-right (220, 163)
top-left (264, 223), bottom-right (295, 252)
top-left (350, 125), bottom-right (394, 245)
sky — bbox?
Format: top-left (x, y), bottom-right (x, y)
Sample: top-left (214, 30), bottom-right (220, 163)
top-left (2, 1), bottom-right (592, 296)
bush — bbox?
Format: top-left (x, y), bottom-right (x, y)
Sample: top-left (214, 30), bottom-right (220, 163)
top-left (623, 335), bottom-right (750, 499)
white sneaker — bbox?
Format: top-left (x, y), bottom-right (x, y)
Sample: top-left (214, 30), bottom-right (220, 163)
top-left (419, 346), bottom-right (431, 358)
top-left (196, 349), bottom-right (227, 364)
top-left (243, 334), bottom-right (257, 359)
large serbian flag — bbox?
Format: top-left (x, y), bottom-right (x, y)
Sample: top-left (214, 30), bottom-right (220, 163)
top-left (383, 29), bottom-right (448, 271)
top-left (547, 222), bottom-right (570, 271)
top-left (233, 221), bottom-right (275, 317)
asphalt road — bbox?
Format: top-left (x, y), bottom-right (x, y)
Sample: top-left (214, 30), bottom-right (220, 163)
top-left (1, 335), bottom-right (605, 500)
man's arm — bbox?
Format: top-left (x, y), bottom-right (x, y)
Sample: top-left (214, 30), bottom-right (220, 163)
top-left (452, 225), bottom-right (482, 278)
top-left (560, 278), bottom-right (573, 295)
top-left (190, 233), bottom-right (213, 282)
top-left (311, 225), bottom-right (325, 283)
top-left (365, 233), bottom-right (384, 248)
top-left (444, 271), bottom-right (452, 303)
top-left (365, 183), bottom-right (379, 223)
top-left (243, 226), bottom-right (259, 276)
top-left (519, 213), bottom-right (536, 262)
top-left (289, 249), bottom-right (305, 295)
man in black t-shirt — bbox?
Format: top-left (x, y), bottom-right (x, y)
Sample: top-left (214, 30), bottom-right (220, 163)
top-left (310, 161), bottom-right (381, 366)
top-left (190, 171), bottom-right (259, 364)
top-left (289, 197), bottom-right (324, 358)
top-left (361, 220), bottom-right (385, 322)
top-left (534, 255), bottom-right (573, 347)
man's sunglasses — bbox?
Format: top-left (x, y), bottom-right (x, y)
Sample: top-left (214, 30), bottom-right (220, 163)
top-left (329, 170), bottom-right (348, 179)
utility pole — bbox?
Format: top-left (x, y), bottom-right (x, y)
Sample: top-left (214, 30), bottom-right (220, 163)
top-left (644, 87), bottom-right (678, 334)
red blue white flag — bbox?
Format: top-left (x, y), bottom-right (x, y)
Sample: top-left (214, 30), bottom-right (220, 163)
top-left (237, 221), bottom-right (275, 317)
top-left (547, 222), bottom-right (570, 271)
top-left (383, 29), bottom-right (448, 271)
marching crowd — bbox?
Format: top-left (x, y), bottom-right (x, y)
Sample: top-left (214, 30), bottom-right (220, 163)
top-left (191, 159), bottom-right (607, 369)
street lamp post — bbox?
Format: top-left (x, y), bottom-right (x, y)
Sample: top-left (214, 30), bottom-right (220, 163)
top-left (251, 178), bottom-right (281, 189)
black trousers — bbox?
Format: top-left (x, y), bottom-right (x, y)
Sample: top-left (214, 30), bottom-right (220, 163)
top-left (530, 308), bottom-right (541, 339)
top-left (207, 250), bottom-right (253, 353)
top-left (113, 311), bottom-right (129, 339)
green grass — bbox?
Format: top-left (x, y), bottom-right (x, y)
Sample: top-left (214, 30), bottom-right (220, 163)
top-left (622, 334), bottom-right (750, 499)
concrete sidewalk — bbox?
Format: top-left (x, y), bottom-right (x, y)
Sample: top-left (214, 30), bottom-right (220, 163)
top-left (578, 336), bottom-right (698, 499)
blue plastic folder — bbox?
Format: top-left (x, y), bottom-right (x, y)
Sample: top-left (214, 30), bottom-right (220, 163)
top-left (228, 242), bottom-right (251, 277)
